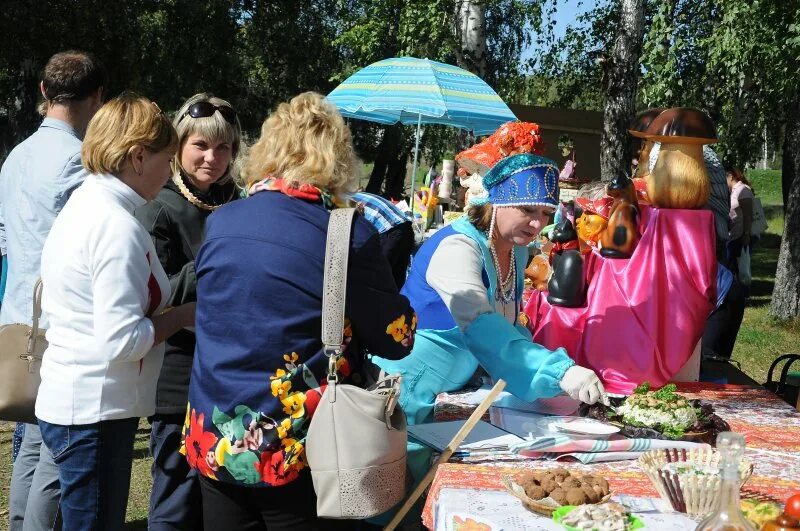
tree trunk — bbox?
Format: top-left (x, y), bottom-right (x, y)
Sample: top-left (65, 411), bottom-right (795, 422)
top-left (770, 90), bottom-right (800, 319)
top-left (725, 75), bottom-right (758, 167)
top-left (783, 102), bottom-right (798, 208)
top-left (453, 1), bottom-right (486, 149)
top-left (454, 1), bottom-right (487, 79)
top-left (384, 150), bottom-right (410, 201)
top-left (365, 124), bottom-right (403, 196)
top-left (600, 0), bottom-right (645, 182)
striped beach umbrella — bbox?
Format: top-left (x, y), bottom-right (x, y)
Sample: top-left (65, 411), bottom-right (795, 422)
top-left (327, 57), bottom-right (517, 206)
top-left (328, 57), bottom-right (517, 136)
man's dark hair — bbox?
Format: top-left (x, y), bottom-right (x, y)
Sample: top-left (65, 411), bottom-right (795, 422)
top-left (41, 50), bottom-right (106, 104)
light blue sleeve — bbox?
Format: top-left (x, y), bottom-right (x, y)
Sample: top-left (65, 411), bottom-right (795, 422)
top-left (54, 154), bottom-right (88, 213)
top-left (463, 311), bottom-right (574, 402)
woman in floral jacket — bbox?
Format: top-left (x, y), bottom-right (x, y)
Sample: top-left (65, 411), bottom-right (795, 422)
top-left (184, 92), bottom-right (416, 529)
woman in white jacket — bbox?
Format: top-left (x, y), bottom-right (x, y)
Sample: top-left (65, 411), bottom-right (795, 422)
top-left (37, 94), bottom-right (195, 531)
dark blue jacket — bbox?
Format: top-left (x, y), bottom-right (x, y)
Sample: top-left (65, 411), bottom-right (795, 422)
top-left (185, 190), bottom-right (415, 487)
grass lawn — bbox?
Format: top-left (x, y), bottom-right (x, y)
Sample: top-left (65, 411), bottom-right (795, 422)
top-left (1, 171), bottom-right (796, 530)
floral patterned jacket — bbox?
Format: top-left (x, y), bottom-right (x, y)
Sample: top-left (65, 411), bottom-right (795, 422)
top-left (184, 190), bottom-right (416, 487)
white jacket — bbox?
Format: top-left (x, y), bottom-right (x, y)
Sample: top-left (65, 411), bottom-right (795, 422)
top-left (37, 174), bottom-right (170, 425)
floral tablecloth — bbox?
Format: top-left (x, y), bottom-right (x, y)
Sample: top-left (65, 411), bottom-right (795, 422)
top-left (423, 382), bottom-right (800, 529)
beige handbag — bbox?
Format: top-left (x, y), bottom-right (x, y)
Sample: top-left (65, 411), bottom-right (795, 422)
top-left (305, 208), bottom-right (408, 519)
top-left (0, 279), bottom-right (46, 423)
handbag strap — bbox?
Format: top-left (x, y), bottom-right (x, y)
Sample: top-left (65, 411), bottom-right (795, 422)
top-left (27, 279), bottom-right (44, 355)
top-left (321, 208), bottom-right (356, 383)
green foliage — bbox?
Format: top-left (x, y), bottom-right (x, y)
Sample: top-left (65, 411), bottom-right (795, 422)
top-left (633, 381), bottom-right (651, 394)
top-left (518, 0), bottom-right (618, 110)
top-left (638, 0), bottom-right (800, 167)
top-left (0, 0), bottom-right (344, 153)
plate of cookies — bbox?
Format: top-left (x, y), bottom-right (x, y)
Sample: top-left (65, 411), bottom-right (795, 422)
top-left (502, 467), bottom-right (613, 516)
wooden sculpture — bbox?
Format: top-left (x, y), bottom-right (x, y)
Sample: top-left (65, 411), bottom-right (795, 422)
top-left (643, 107), bottom-right (716, 209)
top-left (525, 253), bottom-right (550, 291)
top-left (600, 172), bottom-right (640, 259)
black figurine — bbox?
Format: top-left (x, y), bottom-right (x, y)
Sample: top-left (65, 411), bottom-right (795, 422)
top-left (547, 219), bottom-right (586, 307)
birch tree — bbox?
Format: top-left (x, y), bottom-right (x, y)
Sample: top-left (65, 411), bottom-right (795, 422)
top-left (455, 1), bottom-right (487, 78)
top-left (599, 0), bottom-right (645, 182)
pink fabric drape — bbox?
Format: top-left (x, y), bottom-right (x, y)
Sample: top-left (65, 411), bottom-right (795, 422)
top-left (524, 206), bottom-right (717, 394)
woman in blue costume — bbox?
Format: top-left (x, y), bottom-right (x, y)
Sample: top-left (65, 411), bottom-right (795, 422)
top-left (370, 153), bottom-right (608, 525)
top-left (370, 154), bottom-right (608, 523)
top-left (374, 153), bottom-right (608, 424)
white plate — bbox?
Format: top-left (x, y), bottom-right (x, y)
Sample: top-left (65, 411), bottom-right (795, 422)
top-left (552, 419), bottom-right (621, 437)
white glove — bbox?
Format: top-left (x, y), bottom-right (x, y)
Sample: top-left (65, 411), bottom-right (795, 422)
top-left (559, 365), bottom-right (608, 405)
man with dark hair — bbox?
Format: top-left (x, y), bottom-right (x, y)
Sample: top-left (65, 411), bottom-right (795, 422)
top-left (1, 49), bottom-right (104, 531)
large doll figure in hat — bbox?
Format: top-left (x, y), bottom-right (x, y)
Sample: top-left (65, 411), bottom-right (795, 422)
top-left (372, 153), bottom-right (607, 427)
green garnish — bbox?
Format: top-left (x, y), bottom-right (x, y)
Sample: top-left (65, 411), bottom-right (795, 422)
top-left (661, 424), bottom-right (685, 439)
top-left (653, 384), bottom-right (678, 401)
top-left (633, 382), bottom-right (651, 394)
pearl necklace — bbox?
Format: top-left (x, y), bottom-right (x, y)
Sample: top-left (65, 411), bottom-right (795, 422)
top-left (172, 173), bottom-right (225, 211)
top-left (489, 243), bottom-right (516, 304)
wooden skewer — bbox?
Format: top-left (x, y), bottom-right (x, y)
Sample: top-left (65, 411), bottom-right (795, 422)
top-left (384, 379), bottom-right (507, 531)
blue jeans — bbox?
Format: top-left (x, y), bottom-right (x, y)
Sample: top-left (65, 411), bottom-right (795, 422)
top-left (12, 422), bottom-right (24, 461)
top-left (39, 417), bottom-right (139, 531)
top-left (148, 414), bottom-right (202, 531)
top-left (9, 422), bottom-right (61, 531)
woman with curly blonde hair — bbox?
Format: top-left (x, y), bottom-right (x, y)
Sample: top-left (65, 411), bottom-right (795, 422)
top-left (242, 91), bottom-right (359, 198)
top-left (184, 92), bottom-right (415, 529)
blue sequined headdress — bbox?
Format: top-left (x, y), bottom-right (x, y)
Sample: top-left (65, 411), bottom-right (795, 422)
top-left (482, 153), bottom-right (560, 209)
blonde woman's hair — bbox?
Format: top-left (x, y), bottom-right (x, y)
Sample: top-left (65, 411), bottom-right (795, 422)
top-left (172, 93), bottom-right (243, 185)
top-left (82, 93), bottom-right (178, 175)
top-left (243, 91), bottom-right (359, 196)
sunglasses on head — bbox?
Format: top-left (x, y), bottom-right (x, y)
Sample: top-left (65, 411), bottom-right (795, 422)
top-left (184, 101), bottom-right (237, 125)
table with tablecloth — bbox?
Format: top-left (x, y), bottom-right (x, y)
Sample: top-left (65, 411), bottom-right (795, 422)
top-left (422, 382), bottom-right (800, 530)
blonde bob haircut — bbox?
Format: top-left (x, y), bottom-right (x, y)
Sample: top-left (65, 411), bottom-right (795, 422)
top-left (243, 91), bottom-right (359, 196)
top-left (82, 93), bottom-right (178, 175)
top-left (172, 93), bottom-right (243, 185)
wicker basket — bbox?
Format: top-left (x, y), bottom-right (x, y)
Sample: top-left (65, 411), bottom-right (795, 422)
top-left (501, 474), bottom-right (613, 517)
top-left (638, 447), bottom-right (753, 517)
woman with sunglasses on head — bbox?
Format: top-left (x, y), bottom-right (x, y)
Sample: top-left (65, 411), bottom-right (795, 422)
top-left (134, 93), bottom-right (243, 531)
top-left (35, 94), bottom-right (196, 531)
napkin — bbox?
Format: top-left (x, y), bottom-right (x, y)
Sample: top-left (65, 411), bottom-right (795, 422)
top-left (511, 435), bottom-right (708, 463)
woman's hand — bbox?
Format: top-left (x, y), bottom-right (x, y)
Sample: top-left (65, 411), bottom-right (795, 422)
top-left (173, 302), bottom-right (196, 328)
top-left (559, 365), bottom-right (609, 405)
top-left (151, 302), bottom-right (196, 345)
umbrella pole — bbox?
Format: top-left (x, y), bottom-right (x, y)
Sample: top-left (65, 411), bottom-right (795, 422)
top-left (409, 113), bottom-right (422, 218)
